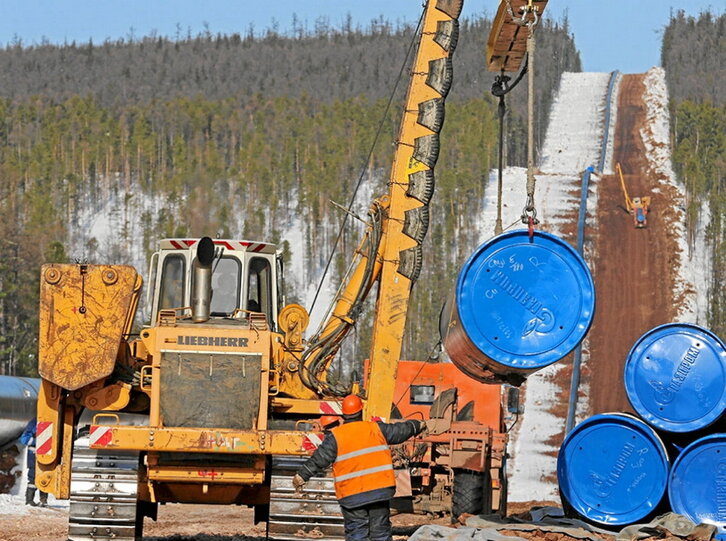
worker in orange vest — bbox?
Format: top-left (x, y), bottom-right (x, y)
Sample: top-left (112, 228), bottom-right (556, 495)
top-left (293, 394), bottom-right (447, 541)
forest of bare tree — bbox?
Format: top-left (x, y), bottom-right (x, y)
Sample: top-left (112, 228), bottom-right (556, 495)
top-left (661, 10), bottom-right (725, 105)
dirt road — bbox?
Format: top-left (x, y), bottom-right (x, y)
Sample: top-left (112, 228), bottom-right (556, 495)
top-left (585, 74), bottom-right (684, 415)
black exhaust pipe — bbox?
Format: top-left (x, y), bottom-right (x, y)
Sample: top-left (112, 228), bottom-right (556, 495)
top-left (192, 237), bottom-right (215, 323)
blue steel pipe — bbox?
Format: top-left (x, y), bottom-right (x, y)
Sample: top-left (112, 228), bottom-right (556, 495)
top-left (598, 71), bottom-right (620, 173)
top-left (0, 375), bottom-right (40, 447)
top-left (441, 230), bottom-right (595, 385)
top-left (564, 167), bottom-right (594, 434)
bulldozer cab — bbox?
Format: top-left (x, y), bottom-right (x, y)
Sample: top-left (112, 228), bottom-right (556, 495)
top-left (145, 238), bottom-right (282, 328)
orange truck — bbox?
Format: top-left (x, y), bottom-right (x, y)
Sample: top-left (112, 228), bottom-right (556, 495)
top-left (384, 361), bottom-right (517, 518)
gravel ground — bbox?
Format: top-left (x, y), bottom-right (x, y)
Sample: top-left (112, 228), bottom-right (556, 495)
top-left (0, 498), bottom-right (623, 541)
top-left (0, 500), bottom-right (456, 541)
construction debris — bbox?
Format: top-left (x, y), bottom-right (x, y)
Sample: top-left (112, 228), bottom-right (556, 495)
top-left (407, 508), bottom-right (716, 541)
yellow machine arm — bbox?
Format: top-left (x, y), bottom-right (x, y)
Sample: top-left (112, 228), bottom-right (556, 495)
top-left (617, 162), bottom-right (651, 228)
top-left (617, 162), bottom-right (634, 213)
top-left (365, 0), bottom-right (463, 418)
top-left (295, 1), bottom-right (463, 414)
top-left (298, 201), bottom-right (386, 396)
top-left (35, 264), bottom-right (143, 497)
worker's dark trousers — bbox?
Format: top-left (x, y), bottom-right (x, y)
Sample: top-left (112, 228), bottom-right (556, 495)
top-left (341, 501), bottom-right (392, 541)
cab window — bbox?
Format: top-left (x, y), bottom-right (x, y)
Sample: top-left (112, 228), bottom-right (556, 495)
top-left (247, 257), bottom-right (272, 319)
top-left (159, 255), bottom-right (185, 310)
top-left (210, 257), bottom-right (241, 316)
top-left (145, 252), bottom-right (159, 322)
top-left (410, 385), bottom-right (435, 405)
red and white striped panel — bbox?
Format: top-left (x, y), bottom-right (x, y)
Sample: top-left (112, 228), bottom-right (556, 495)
top-left (165, 239), bottom-right (197, 250)
top-left (36, 422), bottom-right (53, 455)
top-left (301, 433), bottom-right (324, 452)
top-left (160, 239), bottom-right (273, 253)
top-left (89, 425), bottom-right (113, 447)
top-left (240, 241), bottom-right (270, 253)
top-left (319, 401), bottom-right (343, 415)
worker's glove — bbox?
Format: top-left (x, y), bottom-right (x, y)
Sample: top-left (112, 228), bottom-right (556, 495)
top-left (422, 418), bottom-right (452, 436)
top-left (292, 473), bottom-right (306, 492)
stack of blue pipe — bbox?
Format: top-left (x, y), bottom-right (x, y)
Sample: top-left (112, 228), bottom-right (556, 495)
top-left (557, 323), bottom-right (726, 534)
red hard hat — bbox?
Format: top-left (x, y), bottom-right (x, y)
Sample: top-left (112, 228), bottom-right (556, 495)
top-left (320, 415), bottom-right (341, 429)
top-left (341, 394), bottom-right (363, 415)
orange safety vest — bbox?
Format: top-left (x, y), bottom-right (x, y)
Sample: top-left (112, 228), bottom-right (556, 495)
top-left (331, 421), bottom-right (395, 500)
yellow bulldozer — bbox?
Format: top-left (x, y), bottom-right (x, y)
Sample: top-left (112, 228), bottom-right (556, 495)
top-left (617, 162), bottom-right (651, 228)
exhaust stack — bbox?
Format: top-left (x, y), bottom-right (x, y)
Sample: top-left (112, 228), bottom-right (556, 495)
top-left (192, 237), bottom-right (215, 323)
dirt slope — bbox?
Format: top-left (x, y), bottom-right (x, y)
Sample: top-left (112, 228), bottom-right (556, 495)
top-left (585, 74), bottom-right (684, 415)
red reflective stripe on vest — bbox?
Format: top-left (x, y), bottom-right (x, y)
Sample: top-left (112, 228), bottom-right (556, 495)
top-left (331, 421), bottom-right (395, 500)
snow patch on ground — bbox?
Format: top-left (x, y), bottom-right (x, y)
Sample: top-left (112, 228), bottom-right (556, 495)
top-left (539, 72), bottom-right (613, 175)
top-left (639, 67), bottom-right (707, 323)
top-left (478, 72), bottom-right (614, 502)
top-left (572, 72), bottom-right (621, 429)
top-left (0, 493), bottom-right (68, 515)
top-left (0, 494), bottom-right (28, 516)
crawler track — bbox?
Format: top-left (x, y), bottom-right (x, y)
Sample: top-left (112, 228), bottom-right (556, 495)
top-left (68, 437), bottom-right (141, 541)
top-left (268, 457), bottom-right (344, 541)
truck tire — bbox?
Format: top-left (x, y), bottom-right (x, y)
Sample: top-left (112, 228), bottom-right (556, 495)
top-left (452, 469), bottom-right (485, 519)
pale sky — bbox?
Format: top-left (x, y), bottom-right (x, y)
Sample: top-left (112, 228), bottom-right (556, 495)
top-left (1, 1), bottom-right (723, 74)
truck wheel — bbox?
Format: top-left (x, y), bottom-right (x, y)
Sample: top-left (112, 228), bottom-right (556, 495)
top-left (452, 469), bottom-right (485, 519)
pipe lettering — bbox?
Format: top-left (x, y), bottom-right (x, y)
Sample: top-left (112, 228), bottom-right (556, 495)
top-left (490, 270), bottom-right (555, 335)
top-left (591, 442), bottom-right (635, 498)
top-left (649, 346), bottom-right (700, 405)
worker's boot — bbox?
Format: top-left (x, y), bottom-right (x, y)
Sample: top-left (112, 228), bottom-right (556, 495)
top-left (25, 486), bottom-right (37, 506)
top-left (39, 491), bottom-right (48, 507)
